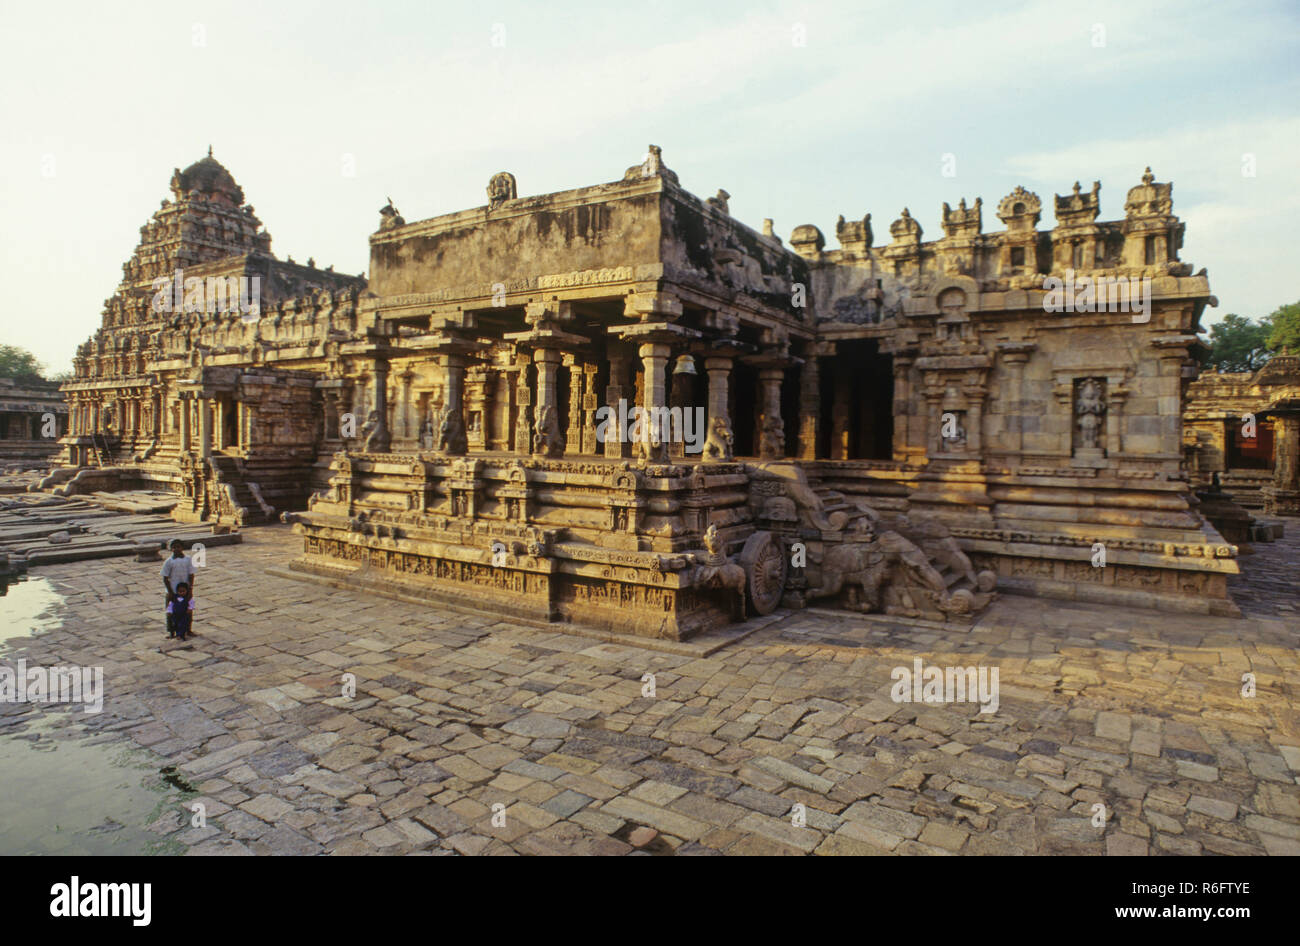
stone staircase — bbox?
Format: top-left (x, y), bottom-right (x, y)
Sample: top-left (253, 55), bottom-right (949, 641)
top-left (89, 432), bottom-right (117, 467)
top-left (207, 455), bottom-right (276, 525)
top-left (809, 480), bottom-right (861, 528)
top-left (239, 455), bottom-right (315, 517)
top-left (204, 453), bottom-right (316, 526)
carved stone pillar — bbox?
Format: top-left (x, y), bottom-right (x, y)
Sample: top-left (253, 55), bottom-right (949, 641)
top-left (891, 353), bottom-right (916, 460)
top-left (565, 354), bottom-right (584, 455)
top-left (215, 399), bottom-right (226, 450)
top-left (923, 389), bottom-right (945, 456)
top-left (514, 354), bottom-right (532, 454)
top-left (492, 368), bottom-right (514, 452)
top-left (640, 342), bottom-right (670, 454)
top-left (605, 353), bottom-right (632, 459)
top-left (704, 355), bottom-right (732, 433)
top-left (534, 348), bottom-right (561, 448)
top-left (961, 382), bottom-right (987, 454)
top-left (1264, 408), bottom-right (1300, 515)
top-left (399, 370), bottom-right (415, 440)
top-left (179, 397), bottom-right (191, 452)
top-left (353, 372), bottom-right (369, 419)
top-left (606, 308), bottom-right (700, 458)
top-left (198, 396), bottom-right (212, 459)
top-left (757, 367), bottom-right (785, 460)
top-left (1151, 338), bottom-right (1197, 459)
top-left (430, 355), bottom-right (466, 455)
top-left (1106, 382), bottom-right (1128, 457)
top-left (832, 364), bottom-right (852, 460)
top-left (368, 357), bottom-right (391, 452)
top-left (464, 367), bottom-right (492, 451)
top-left (503, 301), bottom-right (585, 456)
top-left (582, 363), bottom-right (599, 455)
top-left (322, 386), bottom-right (341, 441)
top-left (640, 343), bottom-right (669, 411)
top-left (798, 352), bottom-right (821, 459)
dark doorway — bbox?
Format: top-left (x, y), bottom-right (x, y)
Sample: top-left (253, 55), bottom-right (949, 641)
top-left (222, 397), bottom-right (238, 449)
top-left (821, 339), bottom-right (893, 459)
top-left (1227, 418), bottom-right (1274, 470)
top-left (730, 361), bottom-right (758, 457)
top-left (670, 358), bottom-right (707, 458)
top-left (780, 364), bottom-right (802, 457)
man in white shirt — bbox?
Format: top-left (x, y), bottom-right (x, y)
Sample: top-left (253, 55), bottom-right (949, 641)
top-left (161, 540), bottom-right (197, 637)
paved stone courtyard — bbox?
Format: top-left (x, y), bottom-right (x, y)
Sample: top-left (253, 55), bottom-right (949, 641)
top-left (2, 522), bottom-right (1297, 856)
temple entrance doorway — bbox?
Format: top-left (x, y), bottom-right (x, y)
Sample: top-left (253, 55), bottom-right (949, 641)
top-left (781, 364), bottom-right (802, 458)
top-left (1226, 417), bottom-right (1273, 471)
top-left (219, 395), bottom-right (238, 451)
top-left (821, 339), bottom-right (893, 460)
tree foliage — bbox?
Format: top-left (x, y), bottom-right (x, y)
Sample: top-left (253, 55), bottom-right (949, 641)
top-left (1203, 314), bottom-right (1270, 372)
top-left (0, 344), bottom-right (48, 383)
top-left (1264, 300), bottom-right (1300, 353)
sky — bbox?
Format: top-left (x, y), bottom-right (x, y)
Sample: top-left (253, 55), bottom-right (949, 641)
top-left (1, 0), bottom-right (1297, 375)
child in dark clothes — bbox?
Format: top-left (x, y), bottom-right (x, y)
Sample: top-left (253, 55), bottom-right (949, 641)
top-left (167, 582), bottom-right (195, 641)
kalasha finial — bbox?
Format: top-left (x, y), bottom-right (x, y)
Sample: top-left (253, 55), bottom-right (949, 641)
top-left (1142, 166), bottom-right (1154, 185)
top-left (208, 145), bottom-right (214, 158)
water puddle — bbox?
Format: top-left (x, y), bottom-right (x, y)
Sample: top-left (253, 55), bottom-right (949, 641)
top-left (1, 576), bottom-right (189, 854)
top-left (0, 711), bottom-right (191, 855)
top-left (0, 576), bottom-right (65, 643)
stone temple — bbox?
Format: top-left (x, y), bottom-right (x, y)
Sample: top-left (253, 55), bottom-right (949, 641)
top-left (0, 377), bottom-right (67, 472)
top-left (53, 146), bottom-right (1239, 640)
top-left (1185, 354), bottom-right (1300, 523)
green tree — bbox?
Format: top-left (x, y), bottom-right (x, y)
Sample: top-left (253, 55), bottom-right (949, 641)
top-left (0, 344), bottom-right (47, 382)
top-left (1263, 300), bottom-right (1300, 353)
top-left (1203, 314), bottom-right (1270, 372)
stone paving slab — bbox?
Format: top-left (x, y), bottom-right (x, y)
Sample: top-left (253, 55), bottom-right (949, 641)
top-left (0, 520), bottom-right (1296, 855)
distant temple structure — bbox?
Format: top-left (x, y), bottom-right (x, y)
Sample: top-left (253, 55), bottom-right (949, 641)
top-left (0, 377), bottom-right (66, 471)
top-left (1185, 353), bottom-right (1300, 516)
top-left (56, 147), bottom-right (1243, 638)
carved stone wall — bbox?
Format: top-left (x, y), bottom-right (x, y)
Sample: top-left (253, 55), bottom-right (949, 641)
top-left (60, 149), bottom-right (1244, 627)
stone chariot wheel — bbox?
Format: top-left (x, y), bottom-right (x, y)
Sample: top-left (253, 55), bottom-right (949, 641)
top-left (740, 530), bottom-right (787, 616)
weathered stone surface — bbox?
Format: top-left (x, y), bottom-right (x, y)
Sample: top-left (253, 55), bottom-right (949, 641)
top-left (1, 521), bottom-right (1296, 857)
top-left (501, 714), bottom-right (572, 740)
